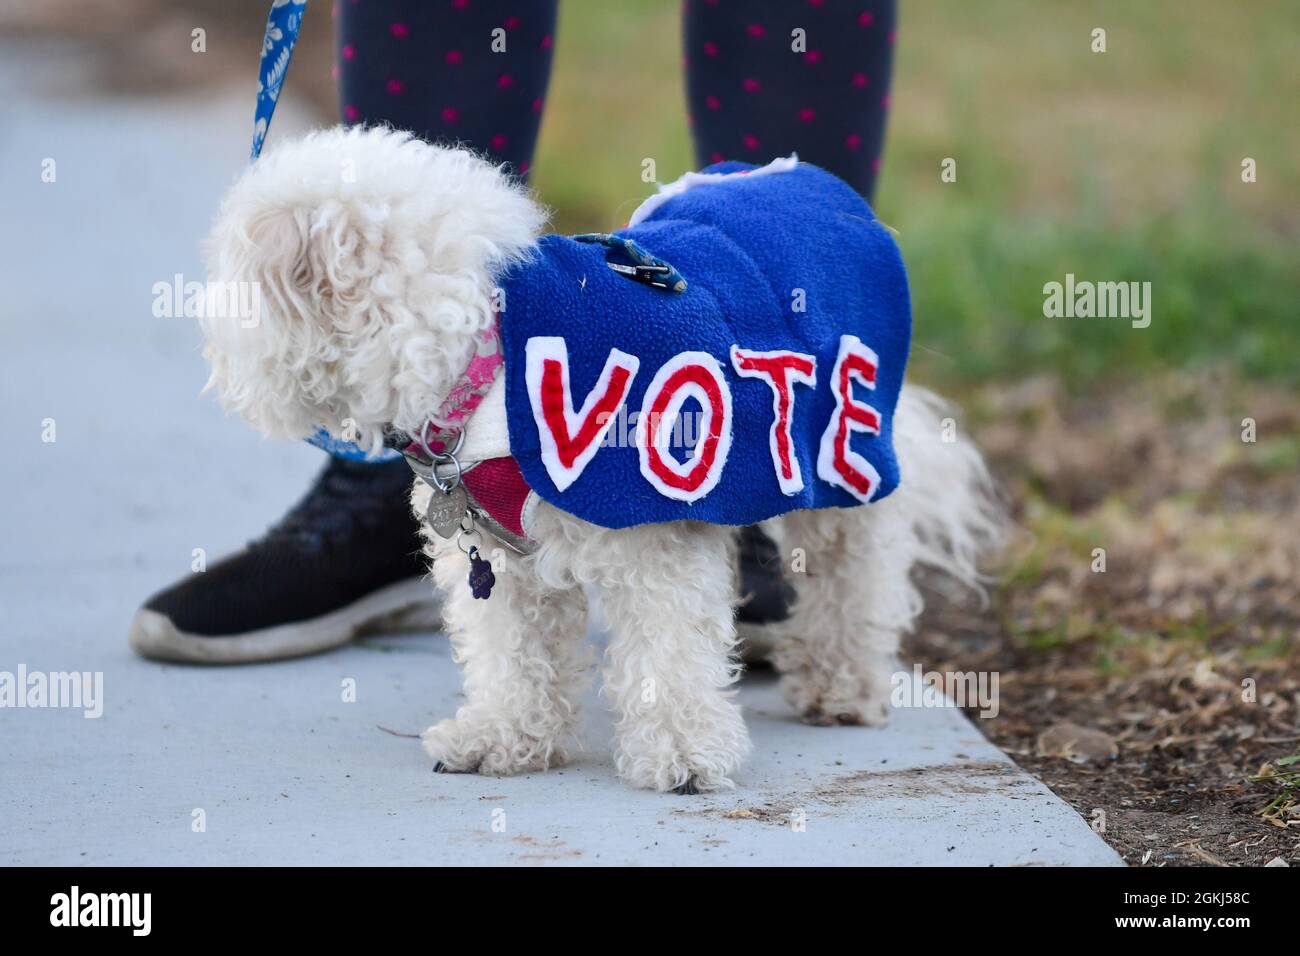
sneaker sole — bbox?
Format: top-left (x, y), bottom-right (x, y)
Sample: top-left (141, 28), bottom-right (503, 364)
top-left (128, 577), bottom-right (441, 665)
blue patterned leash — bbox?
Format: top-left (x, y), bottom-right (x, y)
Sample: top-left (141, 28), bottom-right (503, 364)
top-left (252, 0), bottom-right (308, 160)
top-left (251, 1), bottom-right (395, 461)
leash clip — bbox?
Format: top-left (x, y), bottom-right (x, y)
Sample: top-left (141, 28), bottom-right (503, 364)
top-left (573, 233), bottom-right (687, 293)
top-left (399, 428), bottom-right (465, 494)
top-left (606, 261), bottom-right (675, 290)
top-left (415, 428), bottom-right (465, 495)
top-left (402, 425), bottom-right (496, 599)
top-left (397, 427), bottom-right (472, 539)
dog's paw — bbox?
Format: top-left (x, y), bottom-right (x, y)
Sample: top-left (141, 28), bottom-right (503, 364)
top-left (782, 672), bottom-right (893, 728)
top-left (421, 721), bottom-right (483, 774)
top-left (620, 757), bottom-right (736, 794)
top-left (421, 717), bottom-right (565, 777)
top-left (614, 700), bottom-right (750, 793)
top-left (673, 775), bottom-right (702, 796)
top-left (797, 696), bottom-right (891, 727)
top-left (432, 760), bottom-right (475, 774)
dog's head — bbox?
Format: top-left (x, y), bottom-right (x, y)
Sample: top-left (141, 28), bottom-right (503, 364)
top-left (200, 126), bottom-right (545, 454)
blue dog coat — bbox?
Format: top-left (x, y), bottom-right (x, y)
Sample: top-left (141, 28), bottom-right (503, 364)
top-left (494, 158), bottom-right (911, 531)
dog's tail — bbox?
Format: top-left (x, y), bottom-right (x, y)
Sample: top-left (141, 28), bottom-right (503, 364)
top-left (890, 384), bottom-right (1009, 600)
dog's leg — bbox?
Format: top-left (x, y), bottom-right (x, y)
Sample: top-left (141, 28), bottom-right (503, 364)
top-left (589, 522), bottom-right (750, 793)
top-left (772, 386), bottom-right (1005, 726)
top-left (419, 524), bottom-right (590, 777)
top-left (772, 501), bottom-right (921, 727)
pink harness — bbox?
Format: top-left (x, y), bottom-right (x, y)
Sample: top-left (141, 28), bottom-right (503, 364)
top-left (393, 323), bottom-right (537, 553)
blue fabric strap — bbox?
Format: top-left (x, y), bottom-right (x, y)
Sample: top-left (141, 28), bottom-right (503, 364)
top-left (251, 1), bottom-right (397, 461)
top-left (252, 1), bottom-right (308, 161)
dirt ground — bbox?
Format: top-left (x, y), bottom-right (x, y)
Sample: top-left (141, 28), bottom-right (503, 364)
top-left (906, 374), bottom-right (1300, 867)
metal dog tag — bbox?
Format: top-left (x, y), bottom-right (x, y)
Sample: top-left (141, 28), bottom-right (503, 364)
top-left (424, 484), bottom-right (469, 539)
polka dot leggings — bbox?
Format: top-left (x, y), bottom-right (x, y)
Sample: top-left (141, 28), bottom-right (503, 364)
top-left (336, 0), bottom-right (896, 197)
top-left (336, 0), bottom-right (557, 180)
top-left (685, 0), bottom-right (896, 199)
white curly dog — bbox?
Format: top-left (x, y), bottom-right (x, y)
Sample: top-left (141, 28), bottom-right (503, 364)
top-left (199, 127), bottom-right (1002, 794)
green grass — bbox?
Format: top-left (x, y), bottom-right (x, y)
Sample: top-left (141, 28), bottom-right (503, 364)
top-left (897, 198), bottom-right (1300, 391)
top-left (1252, 750), bottom-right (1300, 822)
top-left (1243, 631), bottom-right (1297, 662)
top-left (528, 1), bottom-right (1299, 393)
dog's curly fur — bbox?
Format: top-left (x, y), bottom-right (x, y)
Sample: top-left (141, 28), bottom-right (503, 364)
top-left (201, 127), bottom-right (1005, 793)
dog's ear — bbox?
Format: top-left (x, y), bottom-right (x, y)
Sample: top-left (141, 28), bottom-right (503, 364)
top-left (200, 126), bottom-right (546, 449)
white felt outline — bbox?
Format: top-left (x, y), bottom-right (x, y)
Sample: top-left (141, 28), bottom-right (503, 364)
top-left (629, 155), bottom-right (800, 226)
top-left (730, 345), bottom-right (818, 496)
top-left (816, 334), bottom-right (883, 503)
top-left (524, 335), bottom-right (640, 492)
top-left (635, 351), bottom-right (734, 503)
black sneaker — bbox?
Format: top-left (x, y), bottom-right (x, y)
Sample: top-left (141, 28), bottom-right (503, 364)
top-left (736, 524), bottom-right (794, 625)
top-left (735, 524), bottom-right (794, 664)
top-left (129, 457), bottom-right (438, 664)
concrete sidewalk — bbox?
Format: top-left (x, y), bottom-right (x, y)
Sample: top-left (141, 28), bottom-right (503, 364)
top-left (0, 44), bottom-right (1120, 866)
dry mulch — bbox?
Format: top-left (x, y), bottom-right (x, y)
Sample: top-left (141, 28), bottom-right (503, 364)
top-left (906, 372), bottom-right (1300, 866)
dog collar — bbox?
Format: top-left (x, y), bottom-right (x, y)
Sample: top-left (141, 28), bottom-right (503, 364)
top-left (383, 320), bottom-right (503, 458)
top-left (419, 323), bottom-right (503, 454)
top-left (386, 320), bottom-right (537, 560)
